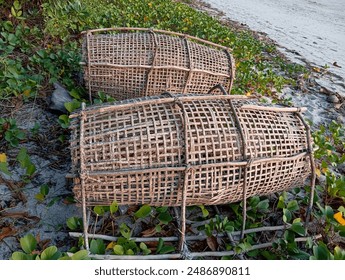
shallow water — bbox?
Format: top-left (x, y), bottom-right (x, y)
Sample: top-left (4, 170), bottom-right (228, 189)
top-left (204, 0), bottom-right (345, 81)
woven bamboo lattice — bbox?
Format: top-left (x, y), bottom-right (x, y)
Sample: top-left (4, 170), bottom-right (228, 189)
top-left (69, 93), bottom-right (314, 208)
top-left (81, 28), bottom-right (235, 101)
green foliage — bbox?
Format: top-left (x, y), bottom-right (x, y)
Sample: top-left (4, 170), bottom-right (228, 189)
top-left (113, 244), bottom-right (125, 255)
top-left (20, 234), bottom-right (37, 254)
top-left (0, 3), bottom-right (82, 101)
top-left (0, 152), bottom-right (11, 175)
top-left (35, 184), bottom-right (50, 202)
top-left (16, 147), bottom-right (36, 177)
top-left (313, 121), bottom-right (345, 199)
top-left (0, 162), bottom-right (11, 175)
top-left (112, 224), bottom-right (151, 255)
top-left (198, 205), bottom-right (209, 218)
top-left (93, 92), bottom-right (116, 104)
top-left (277, 192), bottom-right (300, 224)
top-left (157, 211), bottom-right (173, 225)
top-left (90, 239), bottom-right (106, 255)
top-left (139, 242), bottom-right (152, 255)
top-left (66, 216), bottom-right (83, 230)
top-left (93, 205), bottom-right (109, 216)
top-left (119, 223), bottom-right (131, 239)
top-left (0, 118), bottom-right (26, 147)
top-left (69, 250), bottom-right (90, 260)
top-left (11, 252), bottom-right (32, 260)
top-left (57, 115), bottom-right (70, 129)
top-left (64, 99), bottom-right (81, 113)
top-left (205, 215), bottom-right (234, 237)
top-left (110, 201), bottom-right (119, 215)
top-left (313, 121), bottom-right (345, 168)
top-left (11, 1), bottom-right (24, 20)
top-left (40, 246), bottom-right (62, 260)
top-left (310, 243), bottom-right (345, 260)
top-left (134, 204), bottom-right (152, 219)
top-left (156, 238), bottom-right (175, 254)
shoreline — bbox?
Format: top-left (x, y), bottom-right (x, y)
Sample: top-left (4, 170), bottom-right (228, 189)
top-left (183, 0), bottom-right (345, 127)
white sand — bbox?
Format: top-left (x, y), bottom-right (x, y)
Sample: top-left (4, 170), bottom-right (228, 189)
top-left (204, 0), bottom-right (345, 81)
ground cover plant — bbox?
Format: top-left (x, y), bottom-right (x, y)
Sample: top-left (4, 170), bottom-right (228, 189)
top-left (1, 0), bottom-right (344, 259)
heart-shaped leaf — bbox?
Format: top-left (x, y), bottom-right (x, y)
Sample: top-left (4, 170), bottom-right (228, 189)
top-left (287, 200), bottom-right (299, 212)
top-left (94, 206), bottom-right (108, 216)
top-left (113, 245), bottom-right (124, 255)
top-left (66, 217), bottom-right (82, 230)
top-left (64, 100), bottom-right (81, 113)
top-left (120, 223), bottom-right (131, 239)
top-left (158, 211), bottom-right (172, 225)
top-left (134, 205), bottom-right (151, 219)
top-left (41, 246), bottom-right (61, 260)
top-left (110, 201), bottom-right (119, 215)
top-left (283, 208), bottom-right (292, 223)
top-left (20, 234), bottom-right (37, 254)
top-left (90, 239), bottom-right (105, 255)
top-left (140, 242), bottom-right (151, 255)
top-left (290, 222), bottom-right (305, 236)
top-left (71, 250), bottom-right (90, 260)
top-left (11, 252), bottom-right (29, 260)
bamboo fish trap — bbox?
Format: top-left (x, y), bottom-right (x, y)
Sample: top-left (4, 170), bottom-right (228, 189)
top-left (68, 89), bottom-right (315, 258)
top-left (81, 28), bottom-right (235, 101)
top-left (70, 92), bottom-right (313, 207)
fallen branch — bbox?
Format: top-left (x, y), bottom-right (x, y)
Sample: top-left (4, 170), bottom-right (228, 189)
top-left (82, 234), bottom-right (322, 260)
top-left (69, 224), bottom-right (290, 243)
top-left (0, 211), bottom-right (39, 221)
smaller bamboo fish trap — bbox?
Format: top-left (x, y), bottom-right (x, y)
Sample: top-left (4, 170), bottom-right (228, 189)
top-left (81, 28), bottom-right (235, 101)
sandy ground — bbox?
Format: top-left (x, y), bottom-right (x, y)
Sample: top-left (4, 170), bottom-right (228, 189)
top-left (0, 104), bottom-right (80, 259)
top-left (203, 0), bottom-right (345, 82)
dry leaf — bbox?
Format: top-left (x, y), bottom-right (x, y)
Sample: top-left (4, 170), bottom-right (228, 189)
top-left (206, 235), bottom-right (218, 251)
top-left (0, 227), bottom-right (16, 241)
top-left (106, 241), bottom-right (115, 250)
top-left (141, 227), bottom-right (157, 237)
top-left (144, 241), bottom-right (159, 249)
top-left (40, 239), bottom-right (51, 250)
top-left (315, 168), bottom-right (321, 177)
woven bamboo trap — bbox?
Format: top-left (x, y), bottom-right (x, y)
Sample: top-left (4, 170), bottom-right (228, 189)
top-left (69, 92), bottom-right (314, 208)
top-left (81, 28), bottom-right (235, 101)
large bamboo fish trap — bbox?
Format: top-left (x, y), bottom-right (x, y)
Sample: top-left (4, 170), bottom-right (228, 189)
top-left (69, 89), bottom-right (316, 259)
top-left (81, 28), bottom-right (235, 101)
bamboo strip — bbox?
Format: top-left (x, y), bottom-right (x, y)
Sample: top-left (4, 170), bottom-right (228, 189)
top-left (295, 112), bottom-right (316, 231)
top-left (78, 152), bottom-right (308, 177)
top-left (86, 64), bottom-right (231, 78)
top-left (240, 105), bottom-right (307, 113)
top-left (69, 95), bottom-right (250, 118)
top-left (82, 234), bottom-right (322, 260)
top-left (79, 102), bottom-right (89, 251)
top-left (83, 27), bottom-right (231, 50)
